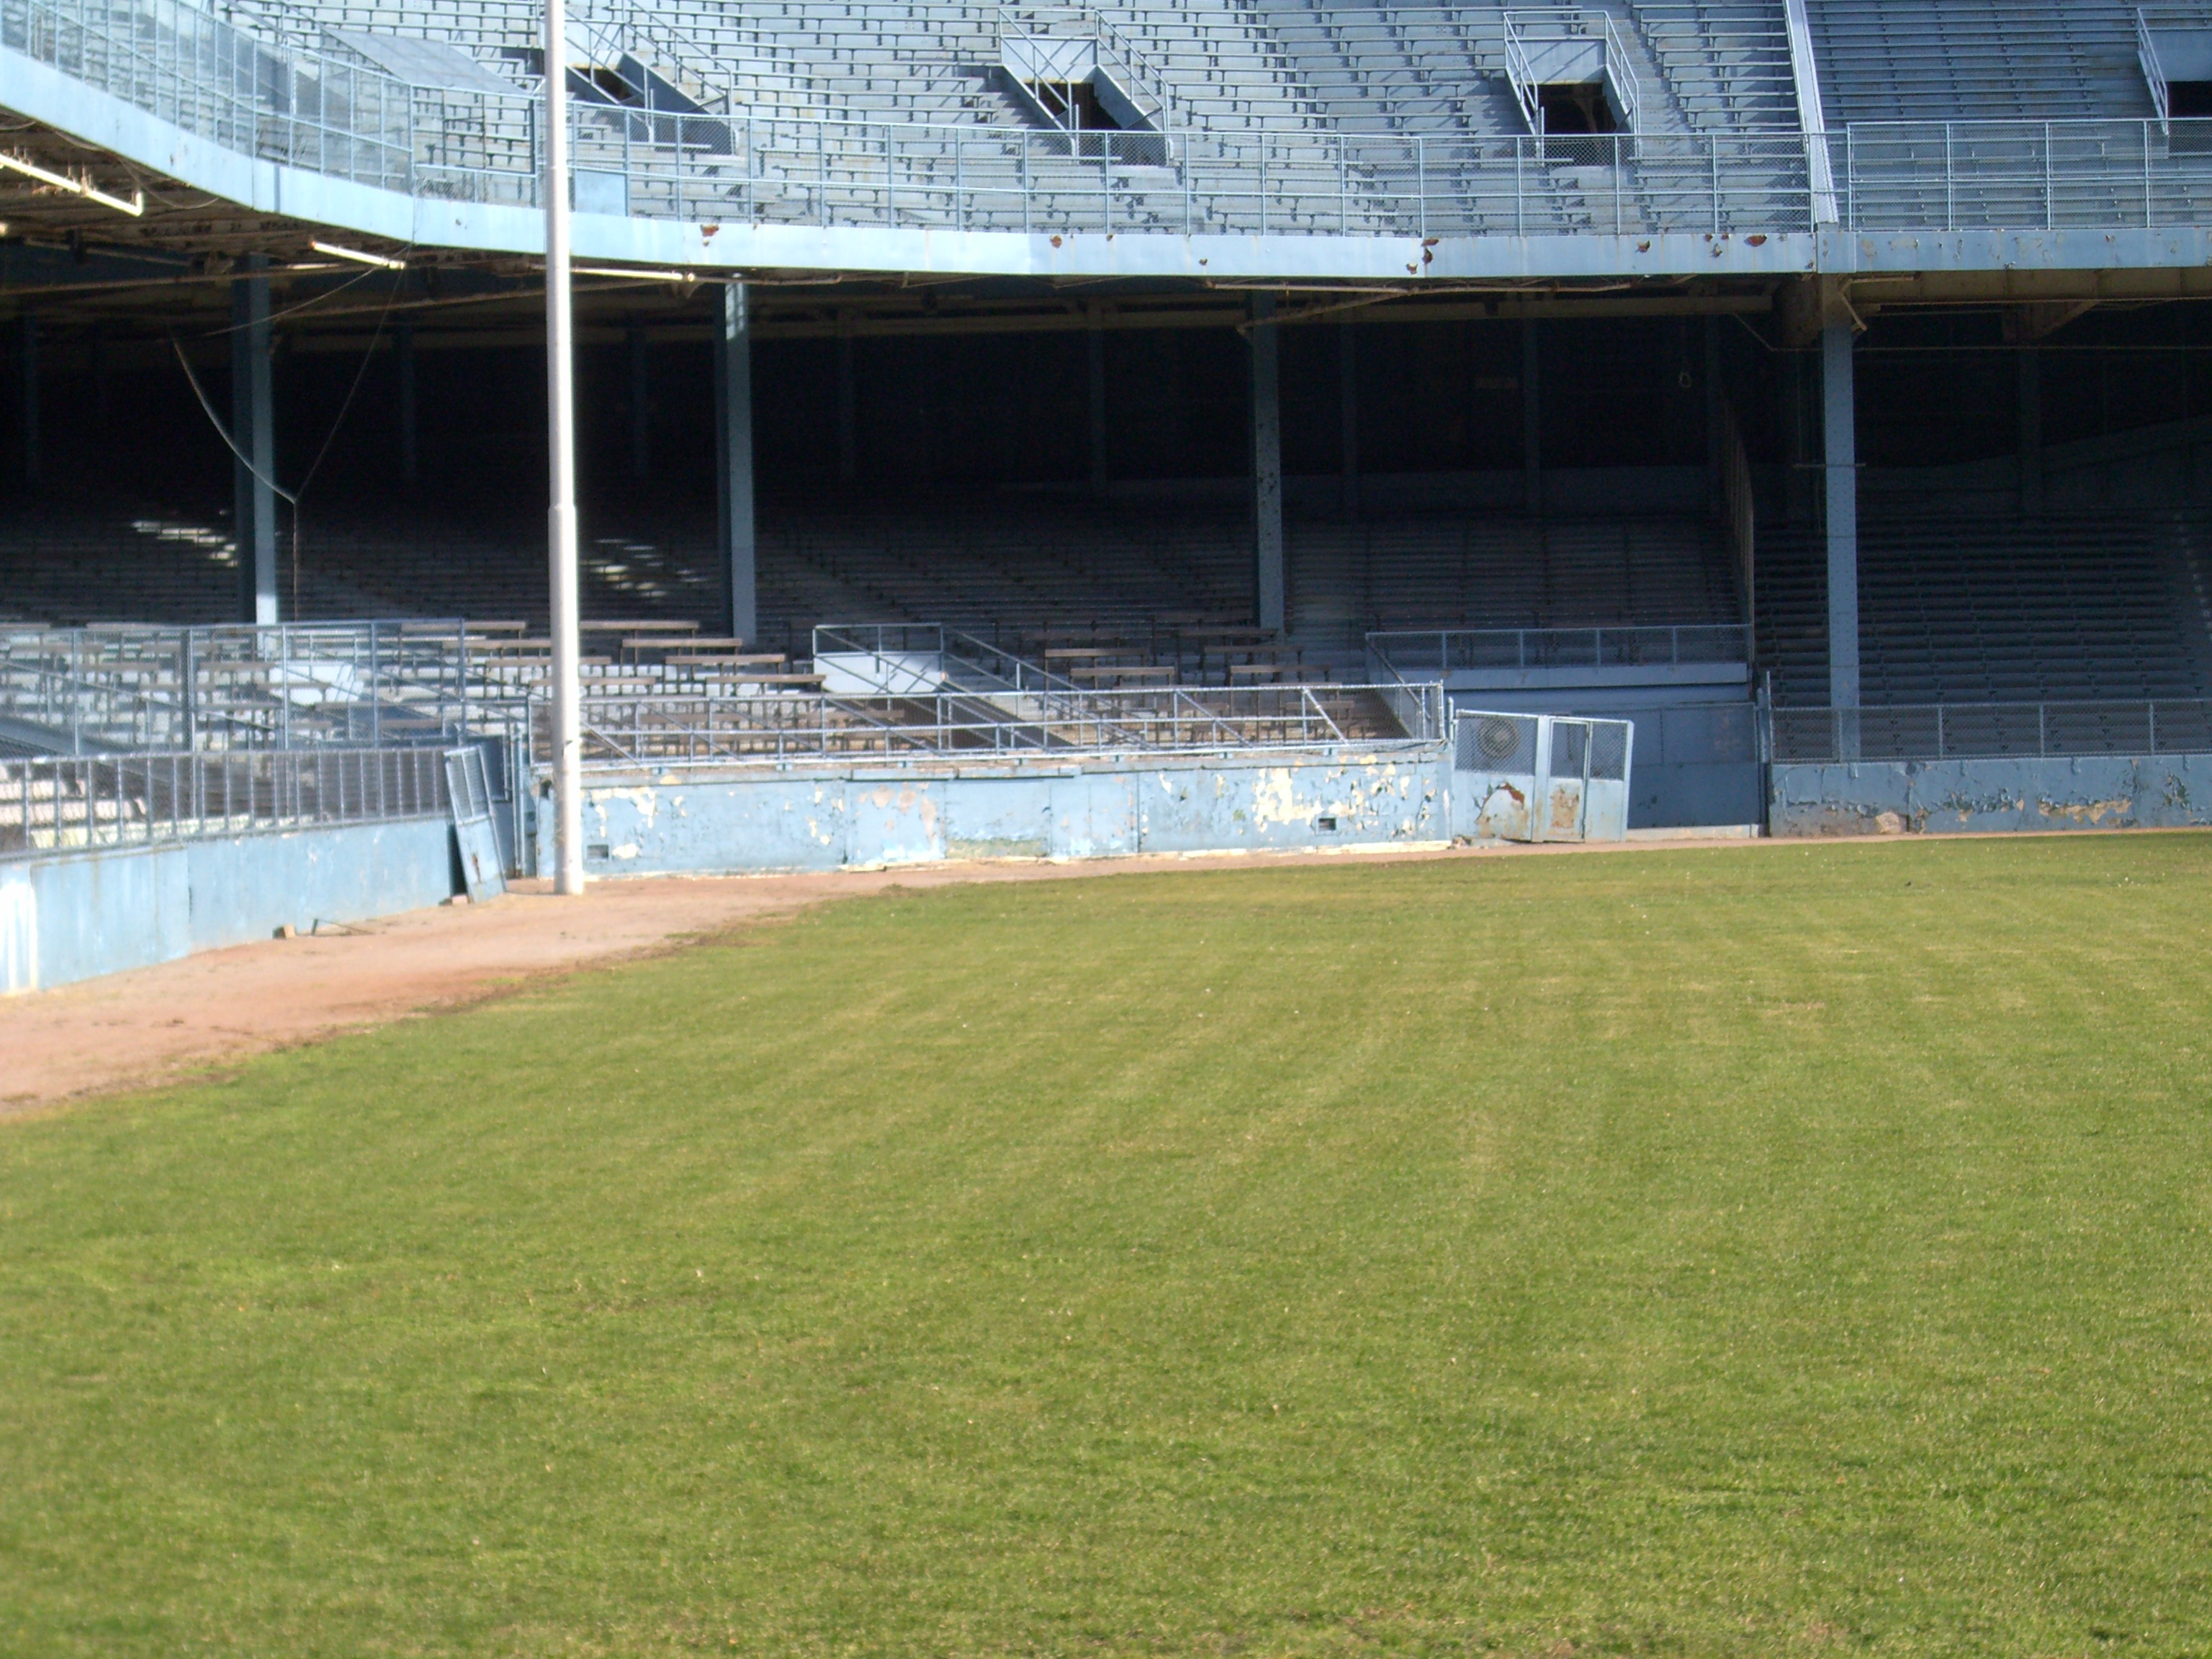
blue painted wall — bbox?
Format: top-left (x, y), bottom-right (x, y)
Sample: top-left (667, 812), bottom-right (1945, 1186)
top-left (0, 817), bottom-right (457, 995)
top-left (549, 751), bottom-right (1454, 876)
top-left (1771, 756), bottom-right (2212, 835)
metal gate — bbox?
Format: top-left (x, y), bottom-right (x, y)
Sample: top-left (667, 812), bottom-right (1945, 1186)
top-left (445, 747), bottom-right (508, 902)
top-left (1451, 709), bottom-right (1633, 842)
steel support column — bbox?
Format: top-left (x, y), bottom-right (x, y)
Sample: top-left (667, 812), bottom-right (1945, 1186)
top-left (627, 325), bottom-right (650, 482)
top-left (1087, 310), bottom-right (1109, 499)
top-left (836, 324), bottom-right (857, 485)
top-left (230, 256), bottom-right (278, 624)
top-left (2018, 348), bottom-right (2043, 516)
top-left (1250, 292), bottom-right (1285, 633)
top-left (1522, 320), bottom-right (1542, 517)
top-left (715, 281), bottom-right (757, 647)
top-left (396, 318), bottom-right (418, 492)
top-left (1339, 319), bottom-right (1359, 520)
top-left (1822, 319), bottom-right (1861, 716)
top-left (19, 316), bottom-right (40, 488)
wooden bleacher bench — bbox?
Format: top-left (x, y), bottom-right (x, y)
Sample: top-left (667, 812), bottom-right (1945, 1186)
top-left (1071, 664), bottom-right (1177, 685)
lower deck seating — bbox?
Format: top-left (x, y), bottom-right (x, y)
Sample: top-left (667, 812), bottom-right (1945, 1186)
top-left (1755, 510), bottom-right (2212, 706)
top-left (0, 495), bottom-right (1746, 666)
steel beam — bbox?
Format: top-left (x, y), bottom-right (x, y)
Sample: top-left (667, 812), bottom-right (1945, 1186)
top-left (396, 318), bottom-right (418, 491)
top-left (2018, 349), bottom-right (2043, 516)
top-left (1250, 292), bottom-right (1285, 634)
top-left (626, 325), bottom-right (649, 482)
top-left (1523, 320), bottom-right (1543, 517)
top-left (836, 325), bottom-right (858, 485)
top-left (230, 254), bottom-right (277, 624)
top-left (1087, 310), bottom-right (1109, 500)
top-left (1822, 319), bottom-right (1861, 719)
top-left (18, 315), bottom-right (39, 489)
top-left (1339, 319), bottom-right (1359, 521)
top-left (716, 281), bottom-right (758, 648)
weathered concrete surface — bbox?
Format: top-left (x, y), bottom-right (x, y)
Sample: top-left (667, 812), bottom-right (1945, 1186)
top-left (0, 817), bottom-right (457, 996)
top-left (548, 750), bottom-right (1453, 876)
top-left (1771, 755), bottom-right (2212, 836)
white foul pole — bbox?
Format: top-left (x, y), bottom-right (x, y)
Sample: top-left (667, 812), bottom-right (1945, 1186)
top-left (544, 0), bottom-right (585, 894)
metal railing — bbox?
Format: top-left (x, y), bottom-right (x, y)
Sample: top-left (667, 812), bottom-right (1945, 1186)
top-left (551, 683), bottom-right (1437, 767)
top-left (3, 0), bottom-right (1817, 235)
top-left (1839, 118), bottom-right (2212, 232)
top-left (2140, 8), bottom-right (2171, 135)
top-left (999, 4), bottom-right (1172, 154)
top-left (1501, 8), bottom-right (1641, 136)
top-left (0, 620), bottom-right (477, 752)
top-left (19, 0), bottom-right (2212, 248)
top-left (1767, 700), bottom-right (2212, 764)
top-left (1, 745), bottom-right (448, 858)
top-left (1368, 625), bottom-right (1750, 678)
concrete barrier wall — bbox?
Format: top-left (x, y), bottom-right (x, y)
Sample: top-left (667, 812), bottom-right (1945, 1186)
top-left (549, 751), bottom-right (1454, 876)
top-left (1771, 755), bottom-right (2212, 836)
top-left (0, 817), bottom-right (457, 996)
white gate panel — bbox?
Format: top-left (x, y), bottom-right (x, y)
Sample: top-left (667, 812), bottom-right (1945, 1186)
top-left (1452, 710), bottom-right (1633, 843)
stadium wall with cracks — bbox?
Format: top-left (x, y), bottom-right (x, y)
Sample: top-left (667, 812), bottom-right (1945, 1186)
top-left (0, 817), bottom-right (459, 996)
top-left (1770, 756), bottom-right (2212, 836)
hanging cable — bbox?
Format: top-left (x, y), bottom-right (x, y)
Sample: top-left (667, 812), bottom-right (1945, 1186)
top-left (168, 251), bottom-right (415, 613)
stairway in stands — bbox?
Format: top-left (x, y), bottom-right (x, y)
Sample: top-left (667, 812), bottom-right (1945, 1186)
top-left (1755, 510), bottom-right (2212, 705)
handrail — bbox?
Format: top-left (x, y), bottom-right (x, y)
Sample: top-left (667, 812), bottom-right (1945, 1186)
top-left (1599, 10), bottom-right (1641, 135)
top-left (999, 4), bottom-right (1172, 135)
top-left (1781, 0), bottom-right (1838, 222)
top-left (2140, 7), bottom-right (2171, 135)
top-left (1501, 12), bottom-right (1541, 135)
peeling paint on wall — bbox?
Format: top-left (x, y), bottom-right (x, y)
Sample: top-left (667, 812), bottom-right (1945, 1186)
top-left (1771, 757), bottom-right (2212, 836)
top-left (545, 749), bottom-right (1457, 876)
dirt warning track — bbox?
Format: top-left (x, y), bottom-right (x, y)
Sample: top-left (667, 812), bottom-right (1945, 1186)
top-left (0, 834), bottom-right (1793, 1115)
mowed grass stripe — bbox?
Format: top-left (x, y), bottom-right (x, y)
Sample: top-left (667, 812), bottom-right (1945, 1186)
top-left (1, 837), bottom-right (2208, 1656)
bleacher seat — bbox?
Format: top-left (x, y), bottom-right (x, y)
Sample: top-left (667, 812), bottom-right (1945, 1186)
top-left (1755, 510), bottom-right (2212, 705)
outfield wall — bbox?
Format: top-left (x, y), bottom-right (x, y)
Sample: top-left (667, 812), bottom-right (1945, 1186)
top-left (1770, 756), bottom-right (2212, 835)
top-left (548, 751), bottom-right (1454, 876)
top-left (0, 818), bottom-right (459, 996)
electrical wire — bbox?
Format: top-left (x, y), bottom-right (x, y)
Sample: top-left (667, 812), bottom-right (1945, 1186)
top-left (168, 248), bottom-right (415, 613)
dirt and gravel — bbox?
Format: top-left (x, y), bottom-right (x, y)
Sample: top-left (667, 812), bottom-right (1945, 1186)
top-left (0, 835), bottom-right (1781, 1116)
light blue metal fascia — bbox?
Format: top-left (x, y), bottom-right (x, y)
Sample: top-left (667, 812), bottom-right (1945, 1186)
top-left (1825, 225), bottom-right (2212, 274)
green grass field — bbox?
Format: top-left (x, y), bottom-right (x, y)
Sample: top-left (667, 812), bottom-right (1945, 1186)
top-left (4, 837), bottom-right (2211, 1657)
